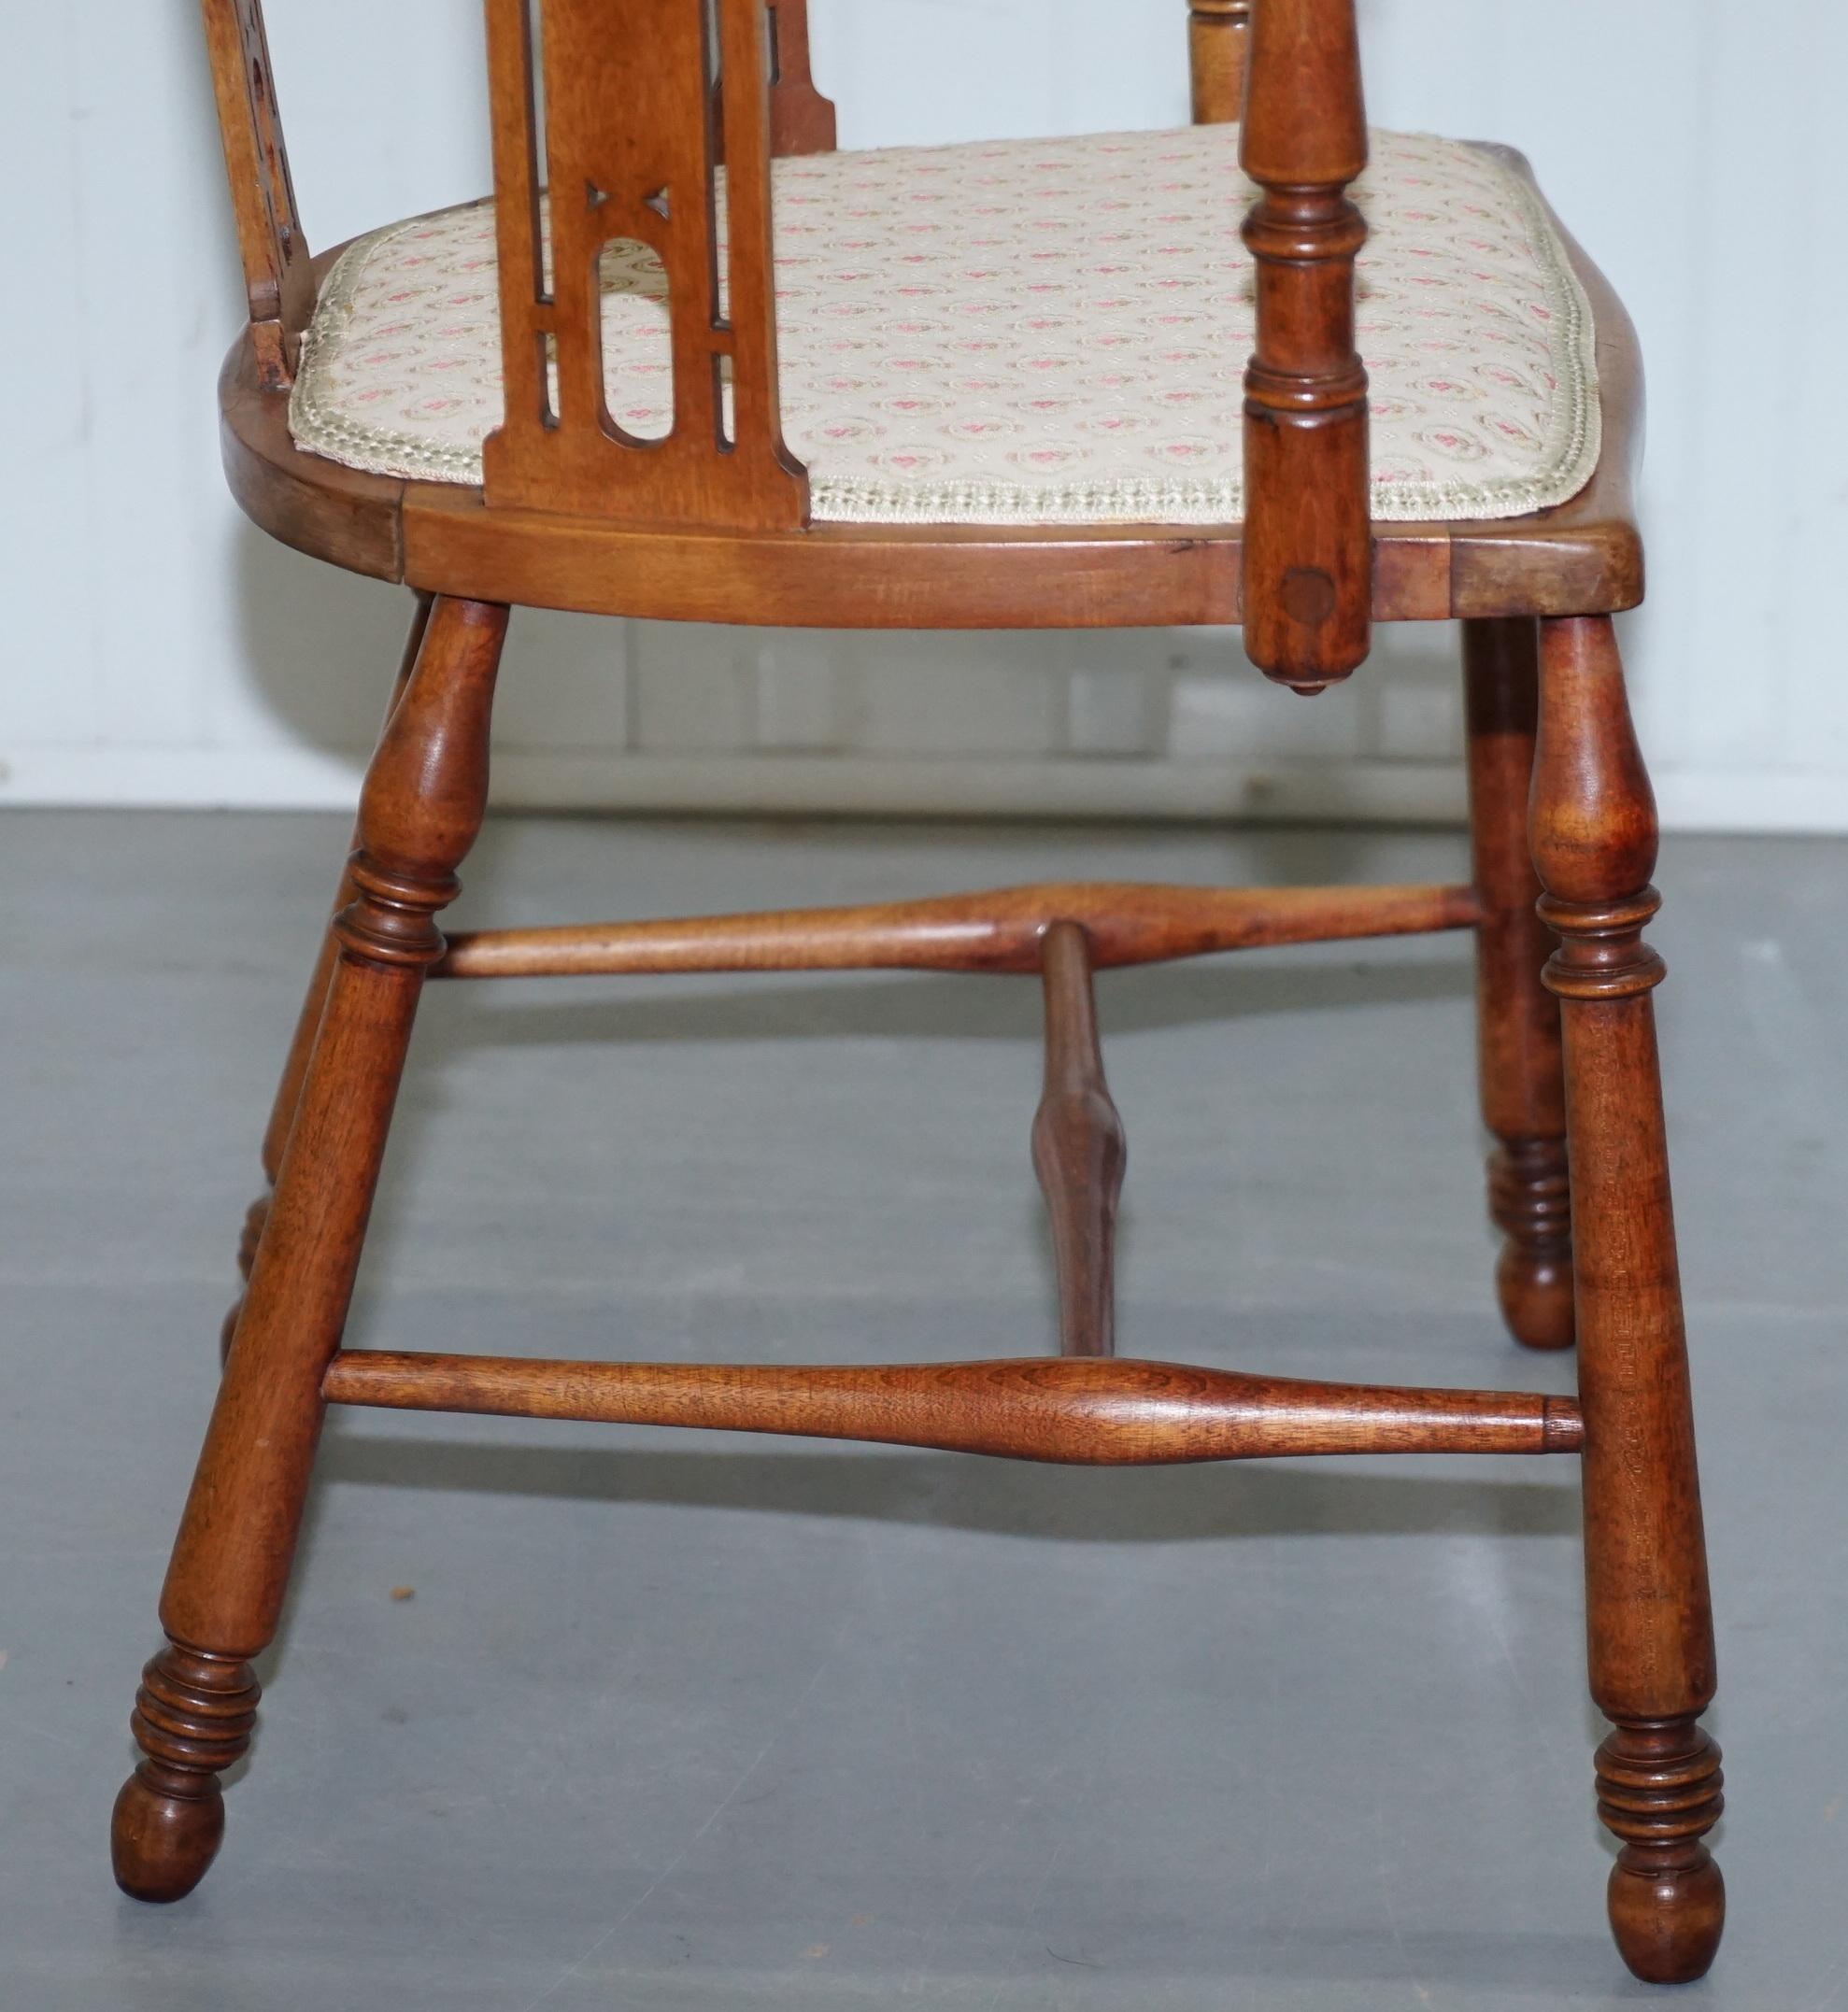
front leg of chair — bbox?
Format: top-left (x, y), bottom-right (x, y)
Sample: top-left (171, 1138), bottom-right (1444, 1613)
top-left (219, 593), bottom-right (433, 1366)
top-left (1464, 617), bottom-right (1573, 1350)
top-left (113, 596), bottom-right (507, 1902)
top-left (1532, 616), bottom-right (1723, 1984)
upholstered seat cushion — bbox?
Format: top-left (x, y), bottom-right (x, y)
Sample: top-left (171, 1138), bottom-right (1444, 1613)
top-left (290, 124), bottom-right (1599, 527)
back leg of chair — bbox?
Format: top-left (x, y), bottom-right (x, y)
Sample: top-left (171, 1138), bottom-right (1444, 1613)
top-left (219, 593), bottom-right (434, 1364)
top-left (113, 596), bottom-right (507, 1902)
top-left (1464, 617), bottom-right (1574, 1350)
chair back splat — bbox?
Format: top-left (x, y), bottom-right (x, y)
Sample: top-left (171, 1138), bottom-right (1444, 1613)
top-left (480, 0), bottom-right (811, 528)
top-left (1237, 0), bottom-right (1373, 689)
top-left (199, 0), bottom-right (315, 388)
top-left (196, 0), bottom-right (835, 519)
top-left (756, 1), bottom-right (838, 157)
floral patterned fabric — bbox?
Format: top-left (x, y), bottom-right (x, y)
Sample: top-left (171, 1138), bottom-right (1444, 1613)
top-left (290, 124), bottom-right (1599, 526)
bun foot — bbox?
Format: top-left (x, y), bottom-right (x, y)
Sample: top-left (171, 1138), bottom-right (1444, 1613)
top-left (112, 1647), bottom-right (259, 1904)
top-left (112, 1766), bottom-right (225, 1903)
top-left (1597, 1721), bottom-right (1725, 1984)
top-left (1608, 1849), bottom-right (1726, 1985)
top-left (1495, 1241), bottom-right (1576, 1351)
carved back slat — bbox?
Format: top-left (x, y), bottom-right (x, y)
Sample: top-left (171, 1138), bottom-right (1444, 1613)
top-left (199, 0), bottom-right (316, 387)
top-left (480, 0), bottom-right (808, 530)
top-left (713, 1), bottom-right (838, 161)
top-left (1237, 0), bottom-right (1372, 687)
top-left (764, 2), bottom-right (838, 156)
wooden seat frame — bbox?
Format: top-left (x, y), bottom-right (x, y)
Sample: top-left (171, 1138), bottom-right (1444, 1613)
top-left (115, 0), bottom-right (1722, 1989)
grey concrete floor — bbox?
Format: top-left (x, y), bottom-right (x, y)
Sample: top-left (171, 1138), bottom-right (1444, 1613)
top-left (4, 809), bottom-right (1845, 2011)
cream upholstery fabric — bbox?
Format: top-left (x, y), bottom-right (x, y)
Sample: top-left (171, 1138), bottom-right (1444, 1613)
top-left (290, 124), bottom-right (1599, 526)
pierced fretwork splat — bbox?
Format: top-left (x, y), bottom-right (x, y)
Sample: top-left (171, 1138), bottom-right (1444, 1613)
top-left (482, 0), bottom-right (809, 529)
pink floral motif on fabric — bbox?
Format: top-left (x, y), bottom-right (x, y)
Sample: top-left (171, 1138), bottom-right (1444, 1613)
top-left (290, 124), bottom-right (1599, 526)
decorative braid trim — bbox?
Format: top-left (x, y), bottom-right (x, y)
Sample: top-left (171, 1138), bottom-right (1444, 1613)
top-left (290, 199), bottom-right (494, 488)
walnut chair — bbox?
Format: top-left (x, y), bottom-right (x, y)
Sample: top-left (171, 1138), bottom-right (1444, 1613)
top-left (114, 0), bottom-right (1723, 1986)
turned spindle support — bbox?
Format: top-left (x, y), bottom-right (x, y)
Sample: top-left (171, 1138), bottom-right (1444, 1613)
top-left (322, 1352), bottom-right (1585, 1463)
top-left (435, 881), bottom-right (1480, 980)
top-left (1188, 0), bottom-right (1252, 125)
top-left (1238, 0), bottom-right (1372, 690)
top-left (1532, 615), bottom-right (1723, 1983)
top-left (113, 597), bottom-right (508, 1903)
top-left (1032, 923), bottom-right (1126, 1357)
top-left (1464, 618), bottom-right (1573, 1350)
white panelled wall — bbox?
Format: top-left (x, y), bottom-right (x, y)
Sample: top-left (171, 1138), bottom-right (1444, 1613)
top-left (5, 0), bottom-right (1845, 827)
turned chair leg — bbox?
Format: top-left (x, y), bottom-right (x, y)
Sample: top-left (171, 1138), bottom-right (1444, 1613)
top-left (220, 593), bottom-right (434, 1364)
top-left (114, 596), bottom-right (507, 1903)
top-left (1464, 617), bottom-right (1573, 1350)
top-left (1532, 616), bottom-right (1723, 1984)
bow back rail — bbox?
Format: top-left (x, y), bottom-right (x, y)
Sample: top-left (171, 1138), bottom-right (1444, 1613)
top-left (434, 880), bottom-right (1481, 979)
top-left (199, 0), bottom-right (314, 388)
top-left (481, 0), bottom-right (809, 529)
top-left (323, 1354), bottom-right (1585, 1463)
top-left (1239, 0), bottom-right (1372, 691)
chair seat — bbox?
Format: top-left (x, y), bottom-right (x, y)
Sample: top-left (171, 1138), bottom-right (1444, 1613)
top-left (290, 124), bottom-right (1599, 530)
